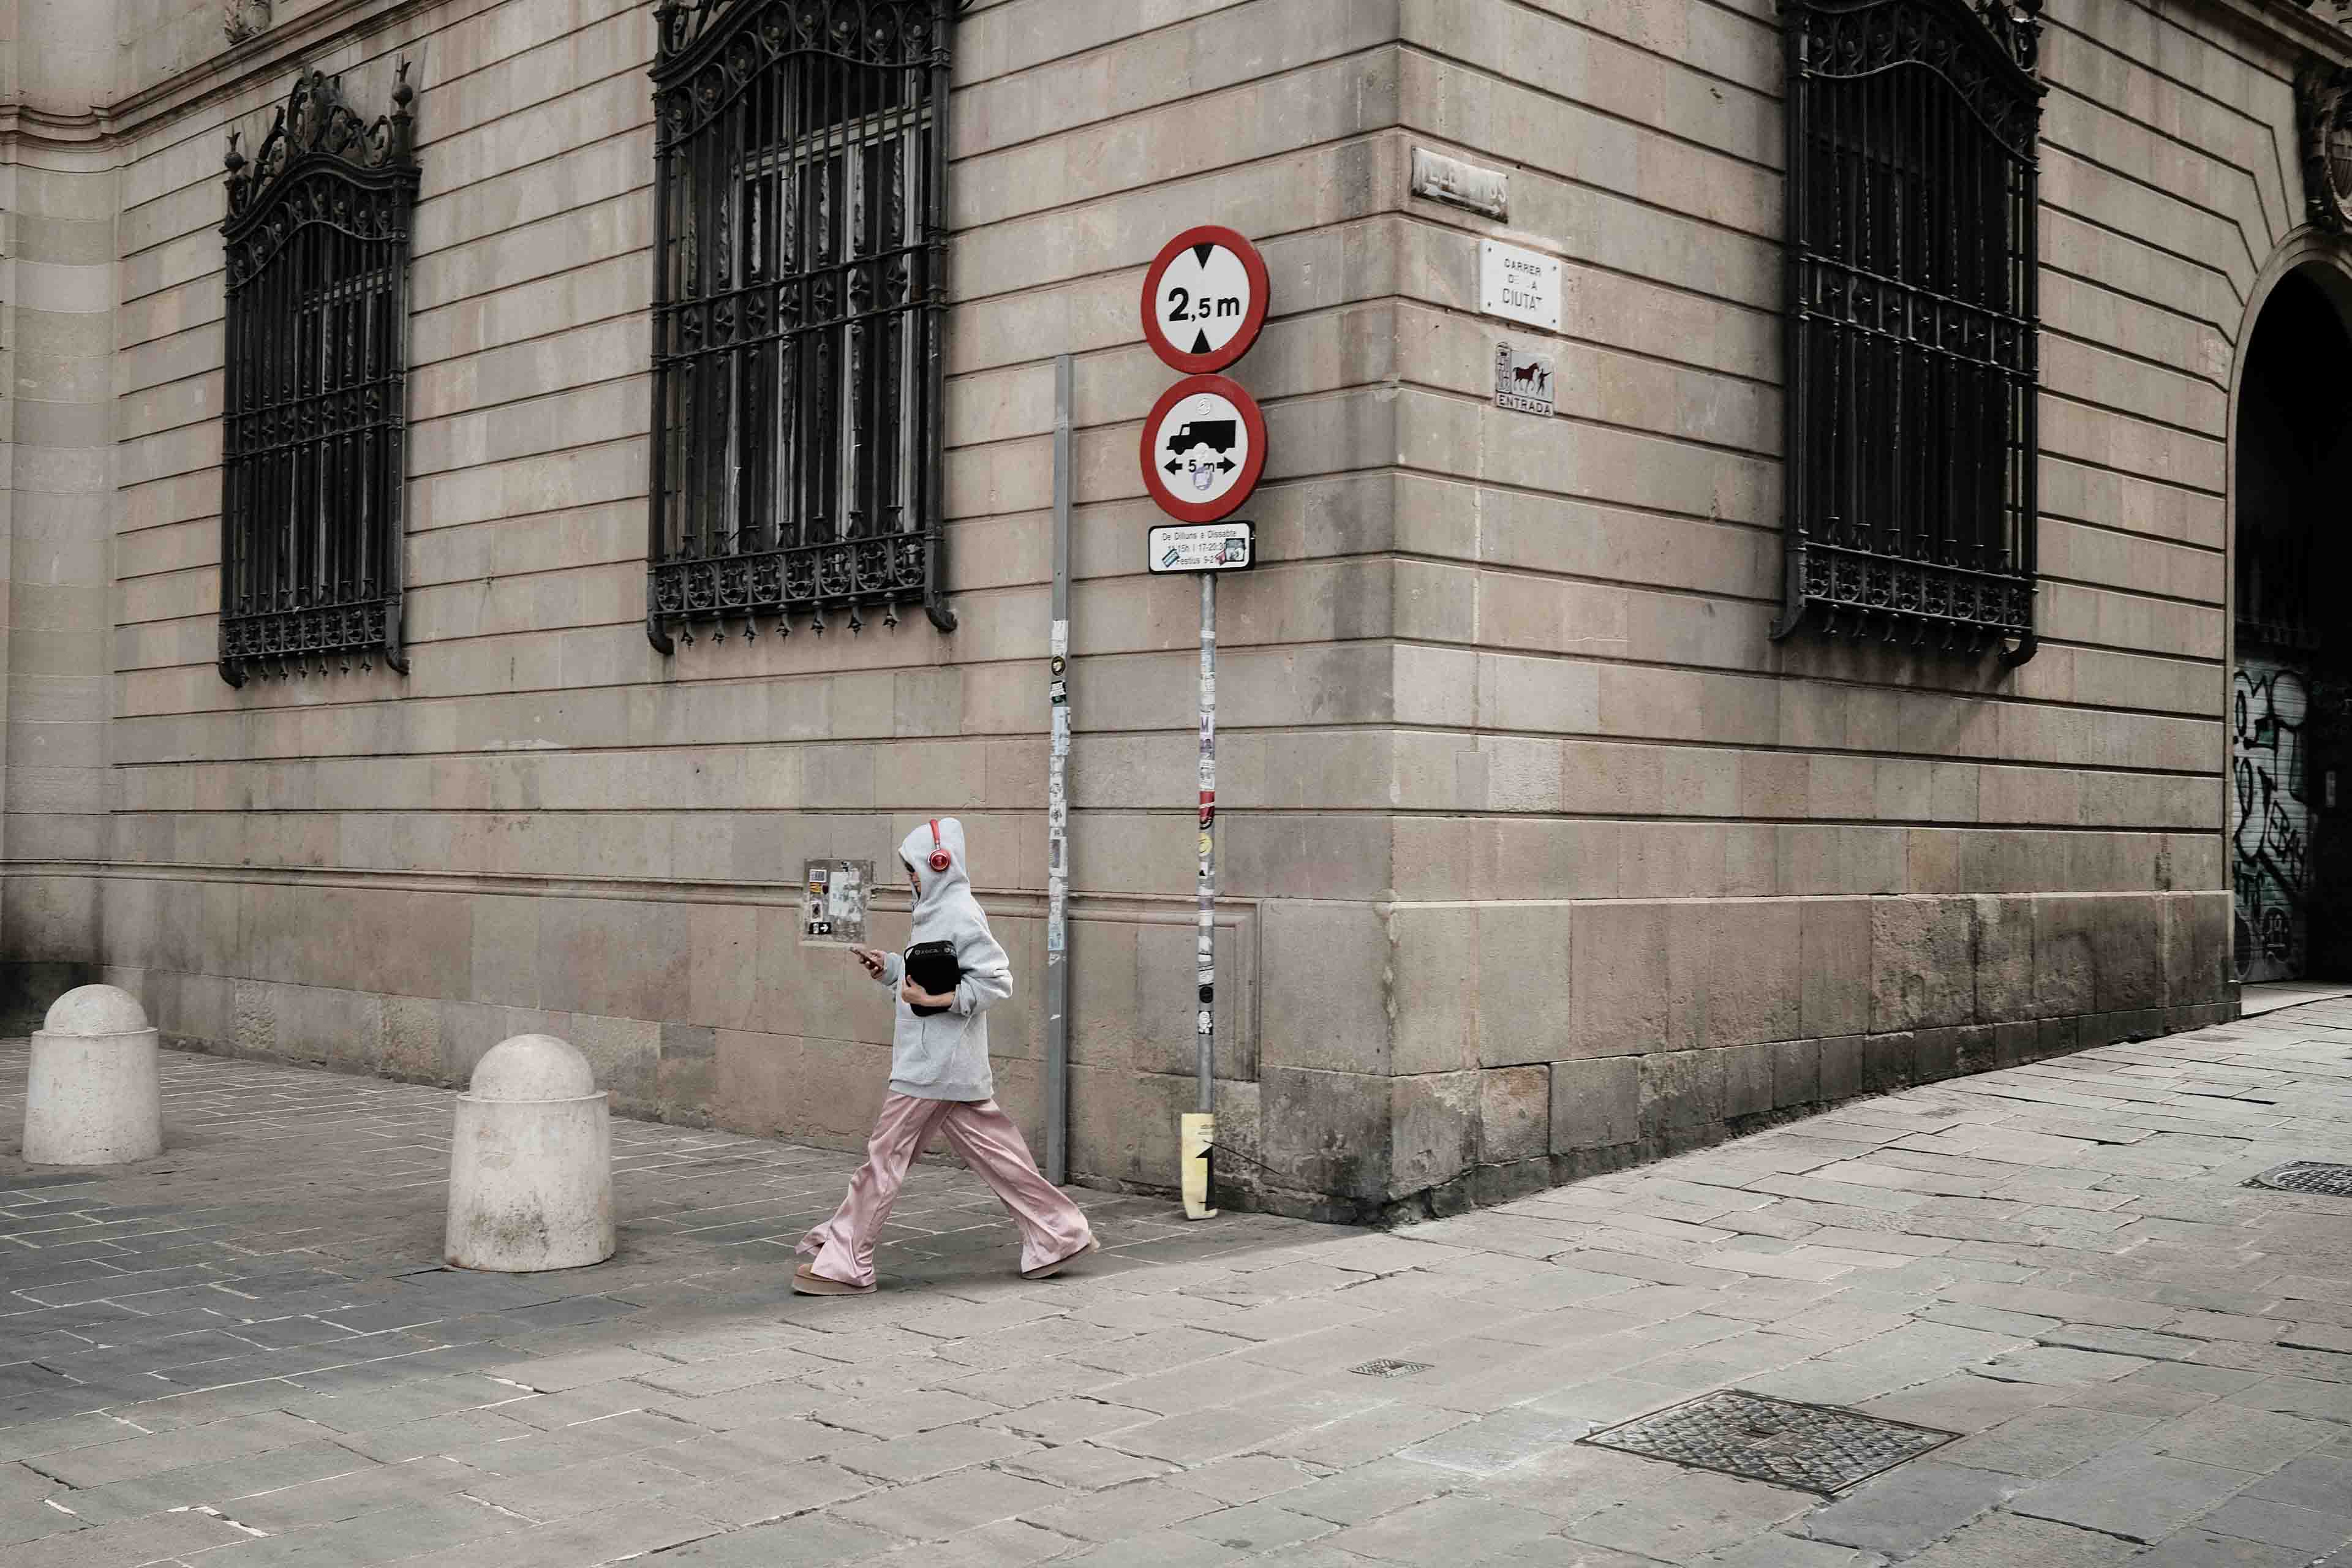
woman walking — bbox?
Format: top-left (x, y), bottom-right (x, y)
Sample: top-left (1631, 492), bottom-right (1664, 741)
top-left (794, 817), bottom-right (1098, 1295)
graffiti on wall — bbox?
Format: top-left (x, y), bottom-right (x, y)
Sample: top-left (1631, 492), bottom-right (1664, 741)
top-left (2233, 658), bottom-right (2315, 981)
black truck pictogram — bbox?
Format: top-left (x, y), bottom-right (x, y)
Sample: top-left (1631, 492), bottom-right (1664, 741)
top-left (1166, 419), bottom-right (1237, 456)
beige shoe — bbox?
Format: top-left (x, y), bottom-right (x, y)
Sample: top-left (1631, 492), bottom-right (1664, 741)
top-left (1021, 1238), bottom-right (1101, 1281)
top-left (793, 1264), bottom-right (875, 1296)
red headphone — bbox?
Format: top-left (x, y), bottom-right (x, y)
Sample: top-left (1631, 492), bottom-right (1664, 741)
top-left (925, 820), bottom-right (952, 874)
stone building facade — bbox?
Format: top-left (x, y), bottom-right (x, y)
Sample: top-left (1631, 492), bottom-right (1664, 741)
top-left (0, 0), bottom-right (2334, 1219)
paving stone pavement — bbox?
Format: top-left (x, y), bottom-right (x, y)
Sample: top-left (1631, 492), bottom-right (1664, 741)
top-left (0, 1007), bottom-right (2343, 1567)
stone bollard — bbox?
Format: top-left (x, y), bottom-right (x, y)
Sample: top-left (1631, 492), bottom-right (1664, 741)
top-left (23, 986), bottom-right (163, 1166)
top-left (445, 1034), bottom-right (615, 1272)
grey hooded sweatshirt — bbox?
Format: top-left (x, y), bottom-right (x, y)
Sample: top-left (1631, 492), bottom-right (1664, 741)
top-left (874, 818), bottom-right (1012, 1101)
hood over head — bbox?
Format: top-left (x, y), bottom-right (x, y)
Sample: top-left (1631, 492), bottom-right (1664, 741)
top-left (900, 817), bottom-right (973, 926)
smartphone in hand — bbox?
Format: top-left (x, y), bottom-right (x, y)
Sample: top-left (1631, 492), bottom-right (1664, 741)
top-left (850, 945), bottom-right (888, 979)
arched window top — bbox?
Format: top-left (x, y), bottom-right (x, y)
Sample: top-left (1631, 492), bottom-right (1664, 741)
top-left (652, 0), bottom-right (946, 94)
top-left (225, 64), bottom-right (419, 220)
top-left (2299, 62), bottom-right (2352, 233)
top-left (644, 0), bottom-right (961, 650)
top-left (217, 65), bottom-right (421, 688)
top-left (1774, 0), bottom-right (2046, 665)
top-left (1784, 0), bottom-right (2043, 153)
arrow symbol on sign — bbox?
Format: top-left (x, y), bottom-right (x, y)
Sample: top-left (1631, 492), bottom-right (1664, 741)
top-left (1164, 459), bottom-right (1185, 474)
top-left (1216, 458), bottom-right (1237, 473)
top-left (1193, 243), bottom-right (1215, 267)
top-left (1190, 330), bottom-right (1212, 355)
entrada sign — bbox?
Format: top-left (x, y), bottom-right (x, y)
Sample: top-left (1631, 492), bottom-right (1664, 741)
top-left (1494, 343), bottom-right (1556, 415)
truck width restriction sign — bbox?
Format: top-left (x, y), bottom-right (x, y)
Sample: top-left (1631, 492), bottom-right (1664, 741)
top-left (1140, 373), bottom-right (1266, 524)
top-left (1148, 521), bottom-right (1254, 574)
top-left (1142, 224), bottom-right (1270, 373)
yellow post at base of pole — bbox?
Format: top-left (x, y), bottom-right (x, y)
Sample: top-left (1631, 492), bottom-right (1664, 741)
top-left (1180, 1112), bottom-right (1217, 1220)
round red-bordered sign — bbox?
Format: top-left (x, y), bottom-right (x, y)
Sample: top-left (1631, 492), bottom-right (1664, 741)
top-left (1139, 374), bottom-right (1267, 524)
top-left (1140, 225), bottom-right (1270, 374)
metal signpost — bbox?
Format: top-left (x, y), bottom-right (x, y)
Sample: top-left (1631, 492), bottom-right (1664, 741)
top-left (1045, 353), bottom-right (1073, 1185)
top-left (1139, 226), bottom-right (1267, 1221)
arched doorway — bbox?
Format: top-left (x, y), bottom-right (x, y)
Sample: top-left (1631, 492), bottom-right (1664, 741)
top-left (2233, 268), bottom-right (2352, 981)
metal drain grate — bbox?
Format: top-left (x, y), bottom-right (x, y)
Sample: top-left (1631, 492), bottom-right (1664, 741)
top-left (1349, 1359), bottom-right (1432, 1378)
top-left (2246, 1162), bottom-right (2352, 1197)
top-left (1581, 1389), bottom-right (1956, 1495)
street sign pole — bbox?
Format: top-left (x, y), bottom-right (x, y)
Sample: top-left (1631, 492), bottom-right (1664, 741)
top-left (1196, 569), bottom-right (1217, 1125)
top-left (1140, 225), bottom-right (1267, 1224)
top-left (1185, 567), bottom-right (1219, 1219)
top-left (1044, 353), bottom-right (1072, 1187)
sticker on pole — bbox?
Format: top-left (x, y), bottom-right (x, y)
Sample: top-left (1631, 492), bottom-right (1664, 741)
top-left (800, 859), bottom-right (874, 946)
top-left (1142, 225), bottom-right (1270, 373)
top-left (1148, 521), bottom-right (1255, 574)
top-left (1140, 375), bottom-right (1266, 524)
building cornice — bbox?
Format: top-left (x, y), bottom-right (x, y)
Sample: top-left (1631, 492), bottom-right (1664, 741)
top-left (72, 0), bottom-right (2352, 149)
top-left (0, 104), bottom-right (116, 149)
top-left (105, 0), bottom-right (437, 143)
top-left (2205, 0), bottom-right (2352, 67)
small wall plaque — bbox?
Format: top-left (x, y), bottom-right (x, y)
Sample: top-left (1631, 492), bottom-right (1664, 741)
top-left (1494, 344), bottom-right (1556, 415)
top-left (1480, 239), bottom-right (1562, 332)
top-left (1411, 148), bottom-right (1509, 221)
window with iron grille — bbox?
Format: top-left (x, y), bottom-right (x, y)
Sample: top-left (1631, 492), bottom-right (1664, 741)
top-left (218, 65), bottom-right (420, 688)
top-left (647, 0), bottom-right (958, 650)
top-left (1774, 0), bottom-right (2044, 665)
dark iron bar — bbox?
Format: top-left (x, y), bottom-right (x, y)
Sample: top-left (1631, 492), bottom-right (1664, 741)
top-left (647, 0), bottom-right (958, 648)
top-left (217, 66), bottom-right (418, 688)
top-left (1775, 0), bottom-right (2043, 664)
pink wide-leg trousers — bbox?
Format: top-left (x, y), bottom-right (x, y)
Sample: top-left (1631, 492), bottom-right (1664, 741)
top-left (796, 1093), bottom-right (1095, 1289)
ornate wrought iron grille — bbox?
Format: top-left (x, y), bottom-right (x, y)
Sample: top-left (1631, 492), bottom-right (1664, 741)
top-left (218, 65), bottom-right (418, 688)
top-left (1775, 0), bottom-right (2044, 665)
top-left (2300, 62), bottom-right (2352, 233)
top-left (647, 0), bottom-right (958, 650)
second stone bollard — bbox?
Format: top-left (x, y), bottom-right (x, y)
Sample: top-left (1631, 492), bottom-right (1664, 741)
top-left (445, 1034), bottom-right (614, 1272)
top-left (24, 986), bottom-right (163, 1166)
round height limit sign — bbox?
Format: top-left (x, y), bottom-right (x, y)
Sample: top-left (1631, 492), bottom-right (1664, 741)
top-left (1142, 225), bottom-right (1270, 373)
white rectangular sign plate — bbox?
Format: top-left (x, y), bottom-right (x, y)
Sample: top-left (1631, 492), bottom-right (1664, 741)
top-left (1148, 521), bottom-right (1256, 574)
top-left (1411, 148), bottom-right (1508, 220)
top-left (1494, 343), bottom-right (1556, 415)
top-left (802, 858), bottom-right (875, 945)
top-left (1480, 239), bottom-right (1561, 331)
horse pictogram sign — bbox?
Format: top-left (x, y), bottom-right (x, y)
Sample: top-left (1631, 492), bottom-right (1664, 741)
top-left (1495, 343), bottom-right (1557, 415)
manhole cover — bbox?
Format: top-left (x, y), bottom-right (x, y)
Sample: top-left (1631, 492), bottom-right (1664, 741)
top-left (2246, 1161), bottom-right (2352, 1197)
top-left (1581, 1390), bottom-right (1955, 1494)
top-left (1349, 1359), bottom-right (1432, 1378)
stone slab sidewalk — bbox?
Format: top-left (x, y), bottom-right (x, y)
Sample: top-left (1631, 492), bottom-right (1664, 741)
top-left (0, 1006), bottom-right (2343, 1568)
